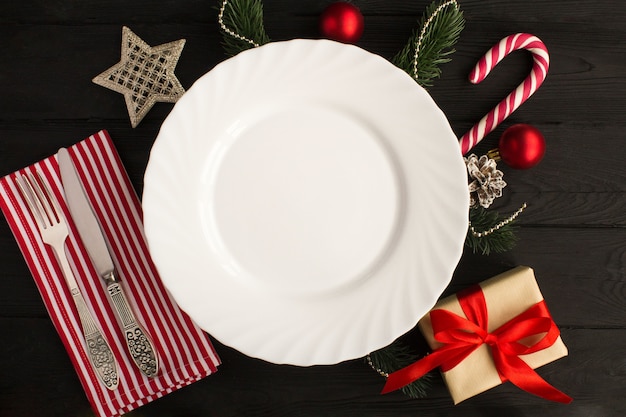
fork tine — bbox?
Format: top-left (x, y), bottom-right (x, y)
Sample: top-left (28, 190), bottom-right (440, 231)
top-left (17, 174), bottom-right (48, 230)
top-left (18, 171), bottom-right (62, 231)
top-left (27, 172), bottom-right (56, 227)
top-left (33, 171), bottom-right (62, 224)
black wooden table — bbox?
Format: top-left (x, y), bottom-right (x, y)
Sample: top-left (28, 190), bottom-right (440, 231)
top-left (2, 1), bottom-right (625, 416)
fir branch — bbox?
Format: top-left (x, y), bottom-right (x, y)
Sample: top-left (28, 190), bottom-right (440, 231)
top-left (466, 206), bottom-right (521, 255)
top-left (218, 0), bottom-right (270, 56)
top-left (367, 340), bottom-right (433, 398)
top-left (392, 0), bottom-right (464, 87)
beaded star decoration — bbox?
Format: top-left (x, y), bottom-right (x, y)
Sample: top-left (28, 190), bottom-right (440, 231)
top-left (93, 26), bottom-right (186, 128)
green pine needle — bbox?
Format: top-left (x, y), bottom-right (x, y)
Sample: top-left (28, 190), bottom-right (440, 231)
top-left (466, 207), bottom-right (520, 255)
top-left (367, 340), bottom-right (433, 398)
top-left (392, 0), bottom-right (464, 87)
top-left (219, 0), bottom-right (270, 56)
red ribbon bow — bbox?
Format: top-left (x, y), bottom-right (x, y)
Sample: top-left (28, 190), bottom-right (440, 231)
top-left (381, 285), bottom-right (572, 403)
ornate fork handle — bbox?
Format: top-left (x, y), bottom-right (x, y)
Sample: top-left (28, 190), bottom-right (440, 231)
top-left (56, 247), bottom-right (119, 390)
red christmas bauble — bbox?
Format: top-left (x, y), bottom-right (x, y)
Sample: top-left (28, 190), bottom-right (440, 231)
top-left (319, 2), bottom-right (364, 44)
top-left (498, 124), bottom-right (546, 169)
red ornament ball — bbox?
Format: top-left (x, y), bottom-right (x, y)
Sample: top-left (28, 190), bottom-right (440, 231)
top-left (319, 2), bottom-right (364, 44)
top-left (498, 124), bottom-right (546, 169)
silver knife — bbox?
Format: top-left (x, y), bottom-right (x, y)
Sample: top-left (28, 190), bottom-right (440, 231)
top-left (58, 148), bottom-right (159, 378)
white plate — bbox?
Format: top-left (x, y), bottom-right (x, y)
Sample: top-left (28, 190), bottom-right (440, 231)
top-left (142, 39), bottom-right (469, 365)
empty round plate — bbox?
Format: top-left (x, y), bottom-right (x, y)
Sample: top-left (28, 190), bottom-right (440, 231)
top-left (142, 39), bottom-right (469, 365)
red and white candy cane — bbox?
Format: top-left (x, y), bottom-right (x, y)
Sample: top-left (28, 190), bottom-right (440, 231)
top-left (459, 33), bottom-right (550, 155)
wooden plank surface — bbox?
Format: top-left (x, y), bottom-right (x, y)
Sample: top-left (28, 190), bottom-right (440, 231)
top-left (1, 0), bottom-right (625, 416)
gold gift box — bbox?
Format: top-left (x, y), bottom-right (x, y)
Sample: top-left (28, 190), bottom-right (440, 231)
top-left (418, 266), bottom-right (568, 404)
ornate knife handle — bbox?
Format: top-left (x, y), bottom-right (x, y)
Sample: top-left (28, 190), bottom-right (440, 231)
top-left (73, 291), bottom-right (119, 390)
top-left (106, 277), bottom-right (159, 378)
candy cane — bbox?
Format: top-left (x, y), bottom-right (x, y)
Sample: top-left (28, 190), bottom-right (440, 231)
top-left (459, 33), bottom-right (550, 155)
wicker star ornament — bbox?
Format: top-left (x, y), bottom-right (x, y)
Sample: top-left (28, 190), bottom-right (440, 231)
top-left (93, 26), bottom-right (186, 128)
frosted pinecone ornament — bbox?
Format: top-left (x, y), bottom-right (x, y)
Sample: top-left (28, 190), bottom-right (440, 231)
top-left (464, 154), bottom-right (506, 208)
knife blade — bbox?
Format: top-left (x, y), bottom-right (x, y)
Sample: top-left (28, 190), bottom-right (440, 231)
top-left (58, 147), bottom-right (159, 378)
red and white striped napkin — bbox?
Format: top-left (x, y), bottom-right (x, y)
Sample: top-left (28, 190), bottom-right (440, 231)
top-left (0, 130), bottom-right (220, 417)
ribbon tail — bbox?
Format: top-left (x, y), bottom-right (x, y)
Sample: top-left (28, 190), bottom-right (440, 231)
top-left (381, 345), bottom-right (473, 394)
top-left (492, 348), bottom-right (572, 403)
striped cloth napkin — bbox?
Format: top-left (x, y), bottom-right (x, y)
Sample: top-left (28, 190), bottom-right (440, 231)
top-left (0, 130), bottom-right (220, 417)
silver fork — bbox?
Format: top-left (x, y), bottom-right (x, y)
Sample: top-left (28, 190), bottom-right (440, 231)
top-left (18, 172), bottom-right (119, 391)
